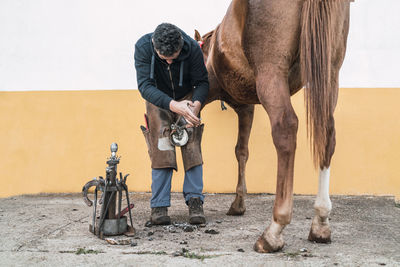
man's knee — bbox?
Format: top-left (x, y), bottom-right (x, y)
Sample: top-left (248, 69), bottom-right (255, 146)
top-left (141, 103), bottom-right (178, 170)
top-left (181, 124), bottom-right (204, 171)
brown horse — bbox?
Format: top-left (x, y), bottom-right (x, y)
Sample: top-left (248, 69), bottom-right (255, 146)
top-left (195, 0), bottom-right (351, 252)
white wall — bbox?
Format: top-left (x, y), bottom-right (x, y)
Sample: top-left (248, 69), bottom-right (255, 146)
top-left (0, 0), bottom-right (399, 91)
top-left (342, 0), bottom-right (400, 87)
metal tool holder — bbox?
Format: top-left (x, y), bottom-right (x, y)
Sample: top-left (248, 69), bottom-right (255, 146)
top-left (82, 143), bottom-right (134, 239)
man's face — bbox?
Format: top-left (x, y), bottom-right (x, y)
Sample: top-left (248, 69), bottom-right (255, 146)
top-left (155, 49), bottom-right (181, 65)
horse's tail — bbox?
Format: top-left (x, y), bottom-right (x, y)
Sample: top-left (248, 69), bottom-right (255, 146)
top-left (300, 0), bottom-right (337, 167)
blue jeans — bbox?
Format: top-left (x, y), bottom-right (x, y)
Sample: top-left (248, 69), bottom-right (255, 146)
top-left (150, 164), bottom-right (204, 208)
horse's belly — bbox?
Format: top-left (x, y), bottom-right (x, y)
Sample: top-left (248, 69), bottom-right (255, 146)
top-left (221, 72), bottom-right (259, 104)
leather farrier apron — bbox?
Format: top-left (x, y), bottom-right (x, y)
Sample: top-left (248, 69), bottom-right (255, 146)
top-left (141, 101), bottom-right (204, 171)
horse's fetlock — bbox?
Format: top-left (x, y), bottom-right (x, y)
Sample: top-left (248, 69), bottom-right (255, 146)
top-left (314, 200), bottom-right (332, 218)
top-left (274, 211), bottom-right (292, 226)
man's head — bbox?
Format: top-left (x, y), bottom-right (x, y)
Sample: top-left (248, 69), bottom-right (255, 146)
top-left (153, 23), bottom-right (183, 64)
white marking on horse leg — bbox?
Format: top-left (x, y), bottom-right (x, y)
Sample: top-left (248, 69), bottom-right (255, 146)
top-left (314, 167), bottom-right (332, 221)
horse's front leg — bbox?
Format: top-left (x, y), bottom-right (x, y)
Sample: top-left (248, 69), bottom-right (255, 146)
top-left (227, 104), bottom-right (255, 216)
top-left (253, 73), bottom-right (298, 253)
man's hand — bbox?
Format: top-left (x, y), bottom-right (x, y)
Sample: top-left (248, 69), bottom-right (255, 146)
top-left (190, 101), bottom-right (202, 117)
top-left (169, 100), bottom-right (201, 127)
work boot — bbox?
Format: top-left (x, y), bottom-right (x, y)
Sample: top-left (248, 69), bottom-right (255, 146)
top-left (188, 197), bottom-right (206, 224)
top-left (151, 207), bottom-right (171, 225)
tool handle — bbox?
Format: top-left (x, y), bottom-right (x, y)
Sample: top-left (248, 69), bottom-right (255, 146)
top-left (118, 203), bottom-right (134, 217)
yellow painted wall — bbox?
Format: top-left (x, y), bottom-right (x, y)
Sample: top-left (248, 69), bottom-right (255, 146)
top-left (0, 89), bottom-right (399, 200)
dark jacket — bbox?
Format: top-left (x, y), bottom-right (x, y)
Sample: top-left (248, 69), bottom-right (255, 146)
top-left (134, 30), bottom-right (209, 111)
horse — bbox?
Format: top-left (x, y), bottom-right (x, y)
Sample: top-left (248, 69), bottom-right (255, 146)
top-left (195, 0), bottom-right (351, 252)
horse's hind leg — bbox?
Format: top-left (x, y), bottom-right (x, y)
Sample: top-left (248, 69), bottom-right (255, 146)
top-left (308, 154), bottom-right (333, 243)
top-left (309, 3), bottom-right (349, 240)
top-left (227, 104), bottom-right (255, 216)
top-left (308, 76), bottom-right (339, 243)
top-left (253, 71), bottom-right (298, 253)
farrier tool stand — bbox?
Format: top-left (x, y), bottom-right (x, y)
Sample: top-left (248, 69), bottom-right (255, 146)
top-left (82, 143), bottom-right (134, 239)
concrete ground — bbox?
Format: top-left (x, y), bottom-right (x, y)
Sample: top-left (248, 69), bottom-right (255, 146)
top-left (0, 192), bottom-right (399, 266)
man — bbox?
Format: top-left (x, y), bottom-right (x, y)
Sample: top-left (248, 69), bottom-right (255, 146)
top-left (134, 23), bottom-right (209, 225)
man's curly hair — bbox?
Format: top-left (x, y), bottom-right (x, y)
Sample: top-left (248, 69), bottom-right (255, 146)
top-left (153, 23), bottom-right (183, 57)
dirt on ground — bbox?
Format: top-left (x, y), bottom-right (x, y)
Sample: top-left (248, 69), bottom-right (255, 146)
top-left (0, 192), bottom-right (399, 266)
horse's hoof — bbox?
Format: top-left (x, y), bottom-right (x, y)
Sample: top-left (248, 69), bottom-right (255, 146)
top-left (226, 206), bottom-right (246, 216)
top-left (308, 229), bottom-right (331, 243)
top-left (253, 233), bottom-right (284, 253)
top-left (308, 218), bottom-right (332, 243)
top-left (226, 199), bottom-right (246, 216)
